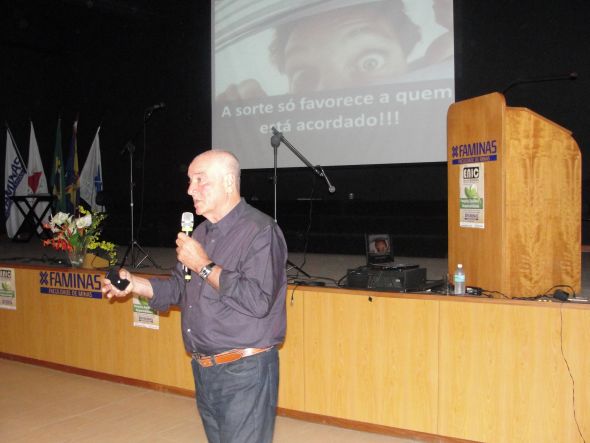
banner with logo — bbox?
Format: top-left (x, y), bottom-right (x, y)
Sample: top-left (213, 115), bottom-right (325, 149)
top-left (133, 296), bottom-right (159, 329)
top-left (0, 268), bottom-right (17, 310)
top-left (459, 163), bottom-right (485, 228)
top-left (39, 270), bottom-right (102, 299)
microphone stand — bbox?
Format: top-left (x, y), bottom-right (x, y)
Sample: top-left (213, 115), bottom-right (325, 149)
top-left (271, 127), bottom-right (335, 193)
top-left (270, 127), bottom-right (336, 278)
top-left (119, 110), bottom-right (161, 270)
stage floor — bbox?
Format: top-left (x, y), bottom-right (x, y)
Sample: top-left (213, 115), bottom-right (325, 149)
top-left (1, 235), bottom-right (589, 299)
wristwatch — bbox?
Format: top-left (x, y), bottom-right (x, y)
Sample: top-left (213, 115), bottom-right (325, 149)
top-left (198, 262), bottom-right (216, 280)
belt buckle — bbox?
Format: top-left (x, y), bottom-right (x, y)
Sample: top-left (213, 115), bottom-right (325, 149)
top-left (193, 352), bottom-right (213, 367)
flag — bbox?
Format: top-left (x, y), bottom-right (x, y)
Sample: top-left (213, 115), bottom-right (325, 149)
top-left (80, 126), bottom-right (105, 212)
top-left (50, 118), bottom-right (66, 213)
top-left (4, 126), bottom-right (28, 238)
top-left (64, 119), bottom-right (79, 214)
top-left (27, 122), bottom-right (50, 233)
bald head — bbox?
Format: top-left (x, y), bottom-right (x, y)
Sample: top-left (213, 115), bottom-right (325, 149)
top-left (194, 150), bottom-right (241, 192)
top-left (187, 150), bottom-right (242, 222)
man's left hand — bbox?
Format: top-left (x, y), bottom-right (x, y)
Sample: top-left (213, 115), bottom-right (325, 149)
top-left (176, 232), bottom-right (209, 273)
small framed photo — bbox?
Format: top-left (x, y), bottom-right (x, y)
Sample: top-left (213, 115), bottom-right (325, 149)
top-left (366, 233), bottom-right (394, 266)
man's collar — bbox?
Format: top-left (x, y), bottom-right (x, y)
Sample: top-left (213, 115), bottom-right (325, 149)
top-left (205, 198), bottom-right (245, 235)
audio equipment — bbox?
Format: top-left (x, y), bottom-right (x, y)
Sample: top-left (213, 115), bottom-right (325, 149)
top-left (346, 266), bottom-right (427, 292)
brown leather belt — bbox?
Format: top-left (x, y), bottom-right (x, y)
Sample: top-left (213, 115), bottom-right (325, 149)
top-left (193, 347), bottom-right (272, 368)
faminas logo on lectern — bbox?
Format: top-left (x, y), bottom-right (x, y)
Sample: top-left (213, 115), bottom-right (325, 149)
top-left (39, 271), bottom-right (102, 299)
top-left (451, 139), bottom-right (498, 165)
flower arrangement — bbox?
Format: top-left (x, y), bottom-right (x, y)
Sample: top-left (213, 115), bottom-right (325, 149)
top-left (43, 206), bottom-right (117, 266)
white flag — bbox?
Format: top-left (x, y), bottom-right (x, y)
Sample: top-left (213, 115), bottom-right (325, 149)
top-left (79, 127), bottom-right (105, 212)
top-left (4, 127), bottom-right (28, 239)
top-left (27, 122), bottom-right (50, 233)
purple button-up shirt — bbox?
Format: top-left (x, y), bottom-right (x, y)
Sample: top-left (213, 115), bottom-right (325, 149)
top-left (149, 199), bottom-right (288, 355)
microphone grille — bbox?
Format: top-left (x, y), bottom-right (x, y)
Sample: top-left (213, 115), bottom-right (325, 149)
top-left (181, 212), bottom-right (194, 230)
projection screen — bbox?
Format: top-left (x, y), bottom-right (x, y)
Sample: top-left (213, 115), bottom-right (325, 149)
top-left (212, 0), bottom-right (454, 169)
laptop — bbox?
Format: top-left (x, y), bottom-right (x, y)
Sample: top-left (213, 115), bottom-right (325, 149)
top-left (365, 233), bottom-right (395, 268)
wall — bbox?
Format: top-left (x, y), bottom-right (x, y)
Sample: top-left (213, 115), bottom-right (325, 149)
top-left (2, 0), bottom-right (589, 254)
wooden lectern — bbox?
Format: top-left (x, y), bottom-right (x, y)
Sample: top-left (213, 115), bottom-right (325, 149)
top-left (447, 93), bottom-right (581, 298)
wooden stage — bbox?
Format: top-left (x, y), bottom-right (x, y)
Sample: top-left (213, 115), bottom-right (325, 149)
top-left (1, 236), bottom-right (590, 442)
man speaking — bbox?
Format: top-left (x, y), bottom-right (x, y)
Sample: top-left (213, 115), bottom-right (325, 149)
top-left (103, 149), bottom-right (288, 443)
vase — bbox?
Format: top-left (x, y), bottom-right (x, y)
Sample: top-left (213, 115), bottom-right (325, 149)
top-left (67, 245), bottom-right (87, 268)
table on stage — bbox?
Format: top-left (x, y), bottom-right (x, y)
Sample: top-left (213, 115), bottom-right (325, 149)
top-left (9, 194), bottom-right (55, 242)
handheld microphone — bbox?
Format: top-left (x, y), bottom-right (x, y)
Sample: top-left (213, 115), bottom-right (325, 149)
top-left (181, 212), bottom-right (194, 280)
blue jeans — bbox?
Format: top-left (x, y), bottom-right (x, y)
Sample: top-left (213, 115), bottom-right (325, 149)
top-left (191, 347), bottom-right (279, 443)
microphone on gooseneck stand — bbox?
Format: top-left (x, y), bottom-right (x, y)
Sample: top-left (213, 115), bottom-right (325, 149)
top-left (181, 212), bottom-right (194, 280)
top-left (502, 72), bottom-right (578, 95)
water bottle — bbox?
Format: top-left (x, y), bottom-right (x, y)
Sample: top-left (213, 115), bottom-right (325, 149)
top-left (454, 264), bottom-right (465, 295)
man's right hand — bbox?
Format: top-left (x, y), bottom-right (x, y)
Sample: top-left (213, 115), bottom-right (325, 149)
top-left (102, 268), bottom-right (134, 299)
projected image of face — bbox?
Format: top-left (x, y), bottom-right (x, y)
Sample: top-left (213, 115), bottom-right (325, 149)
top-left (212, 0), bottom-right (455, 169)
top-left (277, 6), bottom-right (410, 94)
top-left (216, 0), bottom-right (421, 101)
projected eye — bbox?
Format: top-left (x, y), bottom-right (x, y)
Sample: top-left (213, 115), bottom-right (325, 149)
top-left (355, 52), bottom-right (386, 73)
